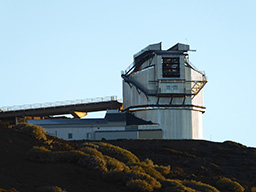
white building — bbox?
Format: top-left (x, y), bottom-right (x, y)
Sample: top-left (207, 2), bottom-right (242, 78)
top-left (28, 110), bottom-right (162, 140)
top-left (122, 42), bottom-right (207, 139)
top-left (28, 42), bottom-right (207, 141)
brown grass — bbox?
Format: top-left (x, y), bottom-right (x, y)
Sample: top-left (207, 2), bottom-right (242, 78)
top-left (12, 123), bottom-right (47, 141)
top-left (216, 177), bottom-right (245, 192)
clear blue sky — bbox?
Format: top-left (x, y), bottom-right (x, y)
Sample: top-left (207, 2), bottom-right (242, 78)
top-left (1, 1), bottom-right (255, 146)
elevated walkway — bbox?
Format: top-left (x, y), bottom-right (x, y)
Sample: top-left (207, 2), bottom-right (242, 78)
top-left (0, 96), bottom-right (122, 122)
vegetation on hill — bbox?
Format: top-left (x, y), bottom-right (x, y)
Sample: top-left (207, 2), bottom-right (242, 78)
top-left (1, 123), bottom-right (256, 191)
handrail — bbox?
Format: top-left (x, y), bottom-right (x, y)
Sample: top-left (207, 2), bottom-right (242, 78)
top-left (122, 75), bottom-right (207, 97)
top-left (123, 61), bottom-right (135, 75)
top-left (185, 57), bottom-right (207, 79)
top-left (0, 96), bottom-right (120, 112)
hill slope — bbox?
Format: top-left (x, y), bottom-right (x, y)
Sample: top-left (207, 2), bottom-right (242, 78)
top-left (0, 123), bottom-right (256, 192)
top-left (0, 124), bottom-right (129, 192)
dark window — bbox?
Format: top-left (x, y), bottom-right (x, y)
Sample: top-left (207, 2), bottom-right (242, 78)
top-left (87, 132), bottom-right (91, 139)
top-left (162, 57), bottom-right (180, 77)
top-left (68, 133), bottom-right (73, 139)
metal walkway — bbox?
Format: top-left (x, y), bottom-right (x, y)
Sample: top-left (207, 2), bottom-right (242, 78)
top-left (0, 96), bottom-right (122, 120)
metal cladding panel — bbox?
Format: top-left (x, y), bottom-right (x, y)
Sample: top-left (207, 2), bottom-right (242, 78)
top-left (192, 89), bottom-right (204, 107)
top-left (191, 110), bottom-right (203, 139)
top-left (123, 80), bottom-right (158, 109)
top-left (134, 42), bottom-right (161, 59)
top-left (122, 80), bottom-right (130, 109)
top-left (133, 109), bottom-right (203, 139)
top-left (138, 130), bottom-right (162, 139)
top-left (95, 131), bottom-right (137, 140)
top-left (132, 67), bottom-right (155, 91)
top-left (191, 67), bottom-right (204, 81)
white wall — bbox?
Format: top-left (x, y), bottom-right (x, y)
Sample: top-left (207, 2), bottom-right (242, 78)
top-left (95, 131), bottom-right (138, 140)
top-left (133, 108), bottom-right (203, 139)
top-left (43, 124), bottom-right (126, 140)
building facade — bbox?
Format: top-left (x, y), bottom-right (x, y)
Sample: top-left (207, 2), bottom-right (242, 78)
top-left (27, 42), bottom-right (207, 141)
top-left (28, 110), bottom-right (162, 140)
top-left (122, 43), bottom-right (207, 139)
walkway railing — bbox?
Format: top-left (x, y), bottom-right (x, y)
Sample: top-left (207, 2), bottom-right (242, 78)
top-left (0, 96), bottom-right (121, 112)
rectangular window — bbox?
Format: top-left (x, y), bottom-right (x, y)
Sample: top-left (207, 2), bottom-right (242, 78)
top-left (172, 85), bottom-right (178, 90)
top-left (87, 133), bottom-right (92, 139)
top-left (68, 133), bottom-right (73, 139)
top-left (162, 57), bottom-right (180, 77)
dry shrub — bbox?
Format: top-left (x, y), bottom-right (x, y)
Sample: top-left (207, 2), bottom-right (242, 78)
top-left (77, 155), bottom-right (107, 172)
top-left (216, 177), bottom-right (244, 192)
top-left (104, 155), bottom-right (130, 172)
top-left (161, 179), bottom-right (194, 192)
top-left (37, 186), bottom-right (67, 192)
top-left (28, 145), bottom-right (109, 172)
top-left (141, 159), bottom-right (170, 175)
top-left (103, 167), bottom-right (161, 191)
top-left (126, 179), bottom-right (155, 192)
top-left (183, 180), bottom-right (219, 192)
top-left (174, 167), bottom-right (184, 175)
top-left (27, 146), bottom-right (53, 162)
top-left (136, 165), bottom-right (165, 179)
top-left (0, 188), bottom-right (19, 192)
top-left (160, 179), bottom-right (219, 192)
top-left (131, 165), bottom-right (146, 175)
top-left (80, 142), bottom-right (99, 149)
top-left (62, 143), bottom-right (74, 151)
top-left (44, 139), bottom-right (54, 146)
top-left (94, 142), bottom-right (140, 164)
top-left (130, 172), bottom-right (161, 191)
top-left (27, 147), bottom-right (86, 163)
top-left (141, 165), bottom-right (165, 180)
top-left (130, 163), bottom-right (163, 186)
top-left (223, 141), bottom-right (247, 149)
top-left (80, 146), bottom-right (104, 159)
top-left (15, 123), bottom-right (47, 140)
top-left (143, 158), bottom-right (154, 166)
top-left (165, 148), bottom-right (196, 159)
top-left (54, 150), bottom-right (86, 163)
top-left (103, 171), bottom-right (134, 184)
top-left (155, 165), bottom-right (171, 176)
top-left (139, 159), bottom-right (166, 180)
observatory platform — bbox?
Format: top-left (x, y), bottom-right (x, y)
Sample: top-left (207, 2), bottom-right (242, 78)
top-left (0, 96), bottom-right (122, 123)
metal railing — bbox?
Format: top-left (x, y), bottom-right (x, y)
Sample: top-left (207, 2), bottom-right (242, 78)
top-left (122, 61), bottom-right (135, 75)
top-left (0, 96), bottom-right (120, 112)
top-left (184, 57), bottom-right (207, 78)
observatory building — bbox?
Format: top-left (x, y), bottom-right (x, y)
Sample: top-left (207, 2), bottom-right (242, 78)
top-left (0, 42), bottom-right (207, 141)
top-left (122, 42), bottom-right (207, 139)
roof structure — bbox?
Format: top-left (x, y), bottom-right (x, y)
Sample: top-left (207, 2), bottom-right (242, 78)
top-left (0, 96), bottom-right (122, 122)
top-left (28, 112), bottom-right (155, 127)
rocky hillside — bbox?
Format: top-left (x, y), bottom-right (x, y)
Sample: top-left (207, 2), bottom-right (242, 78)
top-left (0, 123), bottom-right (255, 192)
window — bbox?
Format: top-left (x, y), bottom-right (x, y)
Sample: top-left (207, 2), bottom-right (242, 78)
top-left (172, 85), bottom-right (178, 90)
top-left (166, 85), bottom-right (171, 90)
top-left (87, 133), bottom-right (92, 139)
top-left (162, 57), bottom-right (180, 77)
top-left (68, 133), bottom-right (73, 139)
